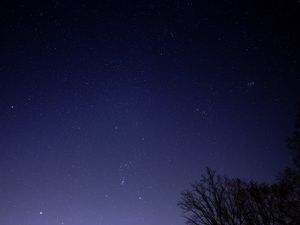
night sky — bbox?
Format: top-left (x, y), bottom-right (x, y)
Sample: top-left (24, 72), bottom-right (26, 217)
top-left (0, 1), bottom-right (300, 225)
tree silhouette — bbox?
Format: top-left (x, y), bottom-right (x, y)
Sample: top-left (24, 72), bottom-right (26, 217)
top-left (179, 168), bottom-right (247, 225)
top-left (179, 107), bottom-right (300, 225)
top-left (179, 168), bottom-right (300, 225)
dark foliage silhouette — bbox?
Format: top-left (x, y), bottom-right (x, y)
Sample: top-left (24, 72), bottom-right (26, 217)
top-left (287, 105), bottom-right (300, 168)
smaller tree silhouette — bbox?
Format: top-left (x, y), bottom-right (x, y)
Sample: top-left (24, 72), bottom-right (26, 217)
top-left (178, 168), bottom-right (248, 225)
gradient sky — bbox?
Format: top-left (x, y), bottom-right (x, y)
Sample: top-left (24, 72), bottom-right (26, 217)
top-left (0, 1), bottom-right (299, 225)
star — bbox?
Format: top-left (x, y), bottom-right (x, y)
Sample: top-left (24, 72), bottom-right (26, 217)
top-left (120, 176), bottom-right (125, 185)
top-left (247, 81), bottom-right (255, 87)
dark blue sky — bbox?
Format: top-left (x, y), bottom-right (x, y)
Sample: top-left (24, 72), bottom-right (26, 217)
top-left (0, 1), bottom-right (299, 225)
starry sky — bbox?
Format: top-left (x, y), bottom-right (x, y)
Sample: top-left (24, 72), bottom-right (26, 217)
top-left (0, 1), bottom-right (299, 225)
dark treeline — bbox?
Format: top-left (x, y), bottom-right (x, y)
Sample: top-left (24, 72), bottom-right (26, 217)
top-left (179, 107), bottom-right (300, 225)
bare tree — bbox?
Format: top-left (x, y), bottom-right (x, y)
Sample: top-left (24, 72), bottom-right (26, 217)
top-left (179, 168), bottom-right (300, 225)
top-left (179, 106), bottom-right (300, 225)
top-left (179, 168), bottom-right (247, 225)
